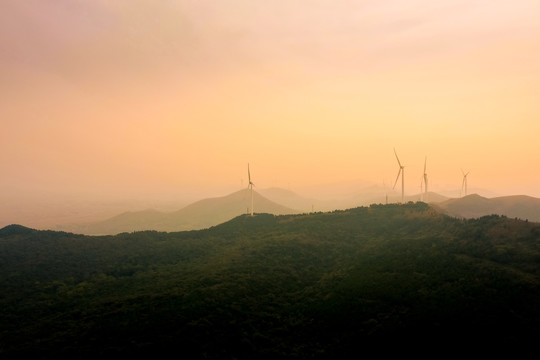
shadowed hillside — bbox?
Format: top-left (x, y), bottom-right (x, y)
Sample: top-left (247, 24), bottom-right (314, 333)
top-left (2, 203), bottom-right (540, 358)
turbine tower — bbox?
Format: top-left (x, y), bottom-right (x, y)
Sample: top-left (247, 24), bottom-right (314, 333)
top-left (393, 148), bottom-right (405, 203)
top-left (421, 156), bottom-right (428, 202)
top-left (461, 169), bottom-right (469, 197)
top-left (248, 163), bottom-right (254, 216)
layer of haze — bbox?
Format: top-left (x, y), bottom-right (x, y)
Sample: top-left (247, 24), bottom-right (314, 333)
top-left (2, 1), bottom-right (540, 227)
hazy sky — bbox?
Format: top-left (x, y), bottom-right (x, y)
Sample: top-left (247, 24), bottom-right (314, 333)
top-left (2, 0), bottom-right (540, 202)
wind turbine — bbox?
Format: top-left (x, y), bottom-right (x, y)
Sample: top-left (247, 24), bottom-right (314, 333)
top-left (248, 163), bottom-right (255, 216)
top-left (421, 156), bottom-right (428, 202)
top-left (393, 148), bottom-right (405, 203)
top-left (461, 169), bottom-right (469, 197)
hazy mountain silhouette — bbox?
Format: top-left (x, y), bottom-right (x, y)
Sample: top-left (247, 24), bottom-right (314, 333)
top-left (259, 186), bottom-right (451, 212)
top-left (434, 194), bottom-right (540, 222)
top-left (58, 187), bottom-right (539, 236)
top-left (260, 185), bottom-right (451, 213)
top-left (258, 187), bottom-right (350, 212)
top-left (348, 189), bottom-right (450, 206)
top-left (258, 188), bottom-right (315, 212)
top-left (62, 189), bottom-right (297, 235)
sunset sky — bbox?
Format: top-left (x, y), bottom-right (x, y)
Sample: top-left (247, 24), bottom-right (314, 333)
top-left (2, 0), bottom-right (540, 209)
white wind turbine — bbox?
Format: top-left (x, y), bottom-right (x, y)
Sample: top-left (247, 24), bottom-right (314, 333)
top-left (393, 148), bottom-right (405, 203)
top-left (248, 163), bottom-right (255, 216)
top-left (421, 156), bottom-right (428, 202)
top-left (461, 169), bottom-right (469, 197)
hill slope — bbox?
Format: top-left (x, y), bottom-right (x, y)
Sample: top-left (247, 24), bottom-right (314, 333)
top-left (435, 194), bottom-right (540, 222)
top-left (1, 204), bottom-right (540, 358)
top-left (64, 189), bottom-right (297, 235)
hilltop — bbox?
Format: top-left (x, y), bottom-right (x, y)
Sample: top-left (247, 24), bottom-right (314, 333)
top-left (1, 203), bottom-right (540, 358)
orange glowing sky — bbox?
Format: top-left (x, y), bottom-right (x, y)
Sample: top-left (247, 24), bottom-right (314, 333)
top-left (2, 0), bottom-right (540, 204)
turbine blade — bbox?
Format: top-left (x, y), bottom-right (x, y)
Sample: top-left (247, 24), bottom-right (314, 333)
top-left (248, 163), bottom-right (251, 182)
top-left (424, 156), bottom-right (427, 174)
top-left (393, 148), bottom-right (402, 167)
top-left (393, 168), bottom-right (402, 189)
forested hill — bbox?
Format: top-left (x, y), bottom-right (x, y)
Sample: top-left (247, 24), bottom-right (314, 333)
top-left (1, 203), bottom-right (540, 358)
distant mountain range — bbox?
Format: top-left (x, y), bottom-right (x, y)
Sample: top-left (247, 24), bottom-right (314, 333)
top-left (434, 194), bottom-right (540, 222)
top-left (60, 189), bottom-right (297, 235)
top-left (57, 188), bottom-right (540, 235)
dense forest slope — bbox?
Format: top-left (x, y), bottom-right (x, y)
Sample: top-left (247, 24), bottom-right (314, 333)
top-left (1, 203), bottom-right (540, 358)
